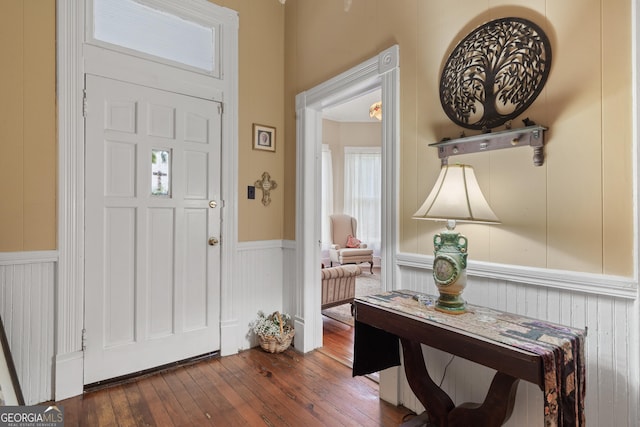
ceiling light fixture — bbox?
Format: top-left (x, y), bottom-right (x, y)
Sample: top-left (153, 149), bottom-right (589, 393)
top-left (369, 101), bottom-right (382, 121)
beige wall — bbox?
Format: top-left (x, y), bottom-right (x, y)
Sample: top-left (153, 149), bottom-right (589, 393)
top-left (0, 1), bottom-right (56, 251)
top-left (2, 0), bottom-right (634, 276)
top-left (0, 0), bottom-right (287, 249)
top-left (323, 120), bottom-right (381, 214)
top-left (213, 0), bottom-right (286, 241)
top-left (285, 0), bottom-right (633, 276)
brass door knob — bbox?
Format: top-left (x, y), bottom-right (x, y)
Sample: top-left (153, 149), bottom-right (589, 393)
top-left (208, 237), bottom-right (219, 246)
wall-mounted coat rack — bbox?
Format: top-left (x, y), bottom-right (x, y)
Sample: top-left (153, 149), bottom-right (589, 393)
top-left (429, 125), bottom-right (547, 166)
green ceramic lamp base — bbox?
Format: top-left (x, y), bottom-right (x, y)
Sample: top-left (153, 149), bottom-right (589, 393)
top-left (432, 222), bottom-right (469, 315)
top-left (435, 293), bottom-right (467, 314)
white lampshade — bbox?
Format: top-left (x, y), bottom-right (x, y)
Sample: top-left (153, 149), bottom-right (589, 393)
top-left (413, 164), bottom-right (500, 224)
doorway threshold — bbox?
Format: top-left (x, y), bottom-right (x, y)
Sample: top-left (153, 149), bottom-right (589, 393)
top-left (84, 351), bottom-right (219, 393)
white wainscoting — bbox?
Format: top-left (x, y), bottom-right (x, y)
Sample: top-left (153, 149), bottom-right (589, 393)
top-left (282, 240), bottom-right (297, 319)
top-left (0, 242), bottom-right (289, 403)
top-left (396, 253), bottom-right (639, 427)
top-left (236, 240), bottom-right (288, 351)
top-left (0, 252), bottom-right (57, 405)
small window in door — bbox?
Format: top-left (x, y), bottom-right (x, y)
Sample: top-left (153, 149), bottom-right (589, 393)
top-left (91, 0), bottom-right (218, 76)
top-left (151, 149), bottom-right (171, 196)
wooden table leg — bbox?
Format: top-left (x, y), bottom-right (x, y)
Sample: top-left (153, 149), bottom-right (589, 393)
top-left (448, 371), bottom-right (520, 427)
top-left (400, 338), bottom-right (521, 427)
top-left (400, 338), bottom-right (454, 426)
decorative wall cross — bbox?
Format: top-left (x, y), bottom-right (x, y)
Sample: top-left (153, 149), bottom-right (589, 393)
top-left (255, 172), bottom-right (277, 206)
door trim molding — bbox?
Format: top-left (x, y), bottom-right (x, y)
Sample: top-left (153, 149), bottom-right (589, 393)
top-left (294, 45), bottom-right (400, 352)
top-left (56, 0), bottom-right (239, 400)
top-left (57, 0), bottom-right (86, 400)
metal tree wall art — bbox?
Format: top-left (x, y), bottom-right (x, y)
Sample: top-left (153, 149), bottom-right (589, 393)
top-left (440, 17), bottom-right (552, 130)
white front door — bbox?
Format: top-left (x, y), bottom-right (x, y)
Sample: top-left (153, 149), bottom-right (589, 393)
top-left (84, 75), bottom-right (222, 384)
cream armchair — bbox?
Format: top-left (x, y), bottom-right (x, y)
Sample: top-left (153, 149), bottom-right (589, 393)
top-left (329, 214), bottom-right (374, 274)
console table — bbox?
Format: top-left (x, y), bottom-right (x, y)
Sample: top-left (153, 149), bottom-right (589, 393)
top-left (352, 290), bottom-right (585, 427)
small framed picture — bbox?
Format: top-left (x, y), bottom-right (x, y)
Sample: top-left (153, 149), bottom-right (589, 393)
top-left (253, 124), bottom-right (276, 152)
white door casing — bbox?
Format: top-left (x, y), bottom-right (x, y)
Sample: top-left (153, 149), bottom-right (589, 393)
top-left (294, 46), bottom-right (400, 352)
top-left (84, 75), bottom-right (221, 384)
top-left (57, 0), bottom-right (237, 399)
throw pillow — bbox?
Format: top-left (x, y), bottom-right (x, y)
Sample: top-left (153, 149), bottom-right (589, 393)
top-left (346, 235), bottom-right (361, 248)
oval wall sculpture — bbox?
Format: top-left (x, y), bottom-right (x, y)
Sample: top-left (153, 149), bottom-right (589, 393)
top-left (440, 17), bottom-right (552, 130)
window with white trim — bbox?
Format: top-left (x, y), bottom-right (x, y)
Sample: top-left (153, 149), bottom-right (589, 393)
top-left (90, 0), bottom-right (219, 76)
top-left (321, 145), bottom-right (334, 252)
top-left (343, 146), bottom-right (381, 256)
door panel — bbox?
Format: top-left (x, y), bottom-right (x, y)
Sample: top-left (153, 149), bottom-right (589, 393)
top-left (104, 207), bottom-right (136, 347)
top-left (147, 207), bottom-right (174, 338)
top-left (84, 75), bottom-right (221, 384)
top-left (184, 208), bottom-right (208, 330)
top-left (184, 151), bottom-right (208, 198)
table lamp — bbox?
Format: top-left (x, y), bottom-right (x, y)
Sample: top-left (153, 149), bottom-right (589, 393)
top-left (413, 164), bottom-right (499, 314)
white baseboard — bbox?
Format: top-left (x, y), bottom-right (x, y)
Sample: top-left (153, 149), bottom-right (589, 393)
top-left (220, 320), bottom-right (240, 356)
top-left (55, 351), bottom-right (84, 401)
top-left (293, 316), bottom-right (310, 353)
top-left (379, 366), bottom-right (400, 406)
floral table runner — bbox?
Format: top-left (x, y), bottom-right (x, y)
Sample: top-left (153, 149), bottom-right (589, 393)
top-left (354, 290), bottom-right (586, 427)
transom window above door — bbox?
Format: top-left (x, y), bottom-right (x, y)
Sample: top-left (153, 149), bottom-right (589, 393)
top-left (89, 0), bottom-right (220, 76)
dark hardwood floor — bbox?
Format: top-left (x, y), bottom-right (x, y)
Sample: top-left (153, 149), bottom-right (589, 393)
top-left (56, 317), bottom-right (414, 426)
top-left (318, 315), bottom-right (355, 367)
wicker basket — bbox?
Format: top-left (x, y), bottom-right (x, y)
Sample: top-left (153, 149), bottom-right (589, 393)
top-left (258, 311), bottom-right (295, 354)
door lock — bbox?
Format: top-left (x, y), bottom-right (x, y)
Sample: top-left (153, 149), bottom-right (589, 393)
top-left (208, 237), bottom-right (219, 246)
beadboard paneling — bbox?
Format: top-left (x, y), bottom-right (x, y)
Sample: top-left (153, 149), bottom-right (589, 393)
top-left (236, 241), bottom-right (286, 350)
top-left (282, 240), bottom-right (297, 317)
top-left (397, 259), bottom-right (638, 426)
top-left (0, 252), bottom-right (56, 405)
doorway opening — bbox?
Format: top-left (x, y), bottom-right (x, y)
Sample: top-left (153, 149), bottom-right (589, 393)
top-left (321, 89), bottom-right (382, 269)
top-left (319, 90), bottom-right (383, 367)
top-left (294, 45), bottom-right (400, 353)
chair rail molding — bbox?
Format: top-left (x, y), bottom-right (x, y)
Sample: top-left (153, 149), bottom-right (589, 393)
top-left (396, 252), bottom-right (637, 299)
